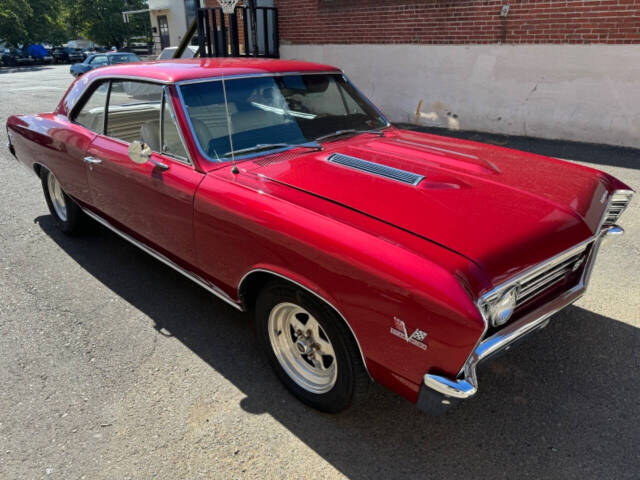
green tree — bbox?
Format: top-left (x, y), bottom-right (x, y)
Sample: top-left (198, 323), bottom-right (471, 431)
top-left (66, 0), bottom-right (149, 48)
top-left (0, 0), bottom-right (69, 46)
top-left (0, 0), bottom-right (31, 46)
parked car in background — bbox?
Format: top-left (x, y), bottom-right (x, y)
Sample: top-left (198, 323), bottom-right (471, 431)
top-left (6, 59), bottom-right (633, 415)
top-left (69, 52), bottom-right (140, 77)
top-left (0, 48), bottom-right (34, 67)
top-left (82, 47), bottom-right (108, 58)
top-left (157, 45), bottom-right (198, 60)
top-left (51, 47), bottom-right (84, 64)
top-left (26, 44), bottom-right (54, 64)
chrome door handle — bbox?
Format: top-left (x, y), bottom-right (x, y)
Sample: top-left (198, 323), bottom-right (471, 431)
top-left (83, 156), bottom-right (102, 165)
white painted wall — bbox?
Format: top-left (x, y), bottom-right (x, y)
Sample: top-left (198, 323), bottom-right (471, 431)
top-left (281, 44), bottom-right (640, 148)
top-left (149, 0), bottom-right (188, 48)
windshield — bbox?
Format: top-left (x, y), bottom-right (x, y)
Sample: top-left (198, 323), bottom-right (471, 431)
top-left (178, 73), bottom-right (388, 161)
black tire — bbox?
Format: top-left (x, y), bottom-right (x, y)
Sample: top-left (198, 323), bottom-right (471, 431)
top-left (255, 281), bottom-right (371, 413)
top-left (41, 169), bottom-right (85, 235)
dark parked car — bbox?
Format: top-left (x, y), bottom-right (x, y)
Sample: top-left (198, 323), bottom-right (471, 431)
top-left (0, 48), bottom-right (34, 67)
top-left (69, 52), bottom-right (140, 77)
top-left (51, 47), bottom-right (84, 64)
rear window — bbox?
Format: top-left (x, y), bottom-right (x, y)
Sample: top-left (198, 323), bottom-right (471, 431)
top-left (110, 54), bottom-right (139, 64)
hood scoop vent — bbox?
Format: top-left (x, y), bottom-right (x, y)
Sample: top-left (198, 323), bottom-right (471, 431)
top-left (328, 153), bottom-right (424, 185)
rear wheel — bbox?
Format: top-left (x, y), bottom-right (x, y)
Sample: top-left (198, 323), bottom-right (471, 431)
top-left (41, 169), bottom-right (85, 234)
top-left (255, 281), bottom-right (371, 413)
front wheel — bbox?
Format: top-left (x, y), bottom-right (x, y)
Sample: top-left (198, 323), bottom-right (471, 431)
top-left (41, 169), bottom-right (85, 234)
top-left (255, 281), bottom-right (371, 413)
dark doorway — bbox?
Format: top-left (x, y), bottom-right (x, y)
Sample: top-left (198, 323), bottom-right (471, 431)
top-left (158, 15), bottom-right (170, 49)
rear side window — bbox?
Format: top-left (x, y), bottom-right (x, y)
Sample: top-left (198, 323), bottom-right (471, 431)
top-left (74, 82), bottom-right (109, 133)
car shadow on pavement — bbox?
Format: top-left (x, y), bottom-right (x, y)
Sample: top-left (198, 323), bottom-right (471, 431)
top-left (0, 65), bottom-right (57, 74)
top-left (36, 214), bottom-right (640, 479)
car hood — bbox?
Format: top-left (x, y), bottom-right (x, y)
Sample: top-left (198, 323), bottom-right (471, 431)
top-left (242, 129), bottom-right (610, 286)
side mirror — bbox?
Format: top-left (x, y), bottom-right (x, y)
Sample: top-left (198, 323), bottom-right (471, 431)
top-left (127, 140), bottom-right (169, 171)
top-left (128, 140), bottom-right (152, 164)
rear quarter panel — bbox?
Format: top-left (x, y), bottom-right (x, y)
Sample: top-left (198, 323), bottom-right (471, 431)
top-left (7, 114), bottom-right (95, 203)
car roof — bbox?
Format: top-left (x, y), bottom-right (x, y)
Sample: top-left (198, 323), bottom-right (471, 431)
top-left (83, 58), bottom-right (341, 83)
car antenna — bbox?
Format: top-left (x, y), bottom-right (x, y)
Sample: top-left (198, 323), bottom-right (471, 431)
top-left (221, 71), bottom-right (239, 174)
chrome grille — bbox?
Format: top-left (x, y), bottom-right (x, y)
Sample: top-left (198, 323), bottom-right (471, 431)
top-left (515, 249), bottom-right (587, 305)
top-left (482, 242), bottom-right (592, 312)
top-left (603, 192), bottom-right (632, 227)
top-left (327, 153), bottom-right (424, 185)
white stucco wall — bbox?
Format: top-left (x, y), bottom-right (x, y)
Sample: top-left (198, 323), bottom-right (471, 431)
top-left (281, 44), bottom-right (640, 148)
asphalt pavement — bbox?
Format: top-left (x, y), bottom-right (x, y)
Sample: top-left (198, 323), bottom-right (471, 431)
top-left (1, 65), bottom-right (638, 479)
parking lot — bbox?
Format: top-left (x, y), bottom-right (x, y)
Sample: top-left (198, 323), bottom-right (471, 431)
top-left (1, 65), bottom-right (639, 479)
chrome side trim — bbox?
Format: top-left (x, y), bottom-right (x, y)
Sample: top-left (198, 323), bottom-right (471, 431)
top-left (81, 207), bottom-right (243, 311)
top-left (237, 268), bottom-right (372, 379)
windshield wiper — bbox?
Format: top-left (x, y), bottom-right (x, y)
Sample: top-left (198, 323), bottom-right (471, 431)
top-left (223, 142), bottom-right (322, 157)
top-left (314, 129), bottom-right (385, 143)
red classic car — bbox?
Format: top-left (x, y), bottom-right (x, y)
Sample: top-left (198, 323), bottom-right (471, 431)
top-left (6, 59), bottom-right (633, 414)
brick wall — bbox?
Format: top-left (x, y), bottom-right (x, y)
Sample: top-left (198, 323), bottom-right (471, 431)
top-left (275, 0), bottom-right (640, 44)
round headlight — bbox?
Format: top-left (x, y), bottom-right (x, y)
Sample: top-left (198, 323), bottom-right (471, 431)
top-left (487, 287), bottom-right (518, 327)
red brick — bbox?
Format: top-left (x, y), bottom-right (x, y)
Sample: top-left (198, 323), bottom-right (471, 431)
top-left (275, 0), bottom-right (640, 44)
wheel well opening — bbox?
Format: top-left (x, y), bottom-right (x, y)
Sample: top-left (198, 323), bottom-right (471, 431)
top-left (239, 271), bottom-right (276, 312)
top-left (239, 270), bottom-right (371, 378)
top-left (33, 163), bottom-right (43, 178)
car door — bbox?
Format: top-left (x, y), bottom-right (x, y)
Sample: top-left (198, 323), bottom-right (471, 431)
top-left (85, 80), bottom-right (203, 267)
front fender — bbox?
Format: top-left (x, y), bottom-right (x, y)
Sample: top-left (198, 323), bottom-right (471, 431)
top-left (194, 170), bottom-right (488, 402)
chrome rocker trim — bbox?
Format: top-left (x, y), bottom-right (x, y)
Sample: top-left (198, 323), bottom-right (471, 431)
top-left (421, 224), bottom-right (624, 406)
top-left (81, 207), bottom-right (243, 311)
top-left (80, 208), bottom-right (373, 378)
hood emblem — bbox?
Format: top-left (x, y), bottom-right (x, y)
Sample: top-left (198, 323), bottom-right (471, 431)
top-left (390, 317), bottom-right (427, 350)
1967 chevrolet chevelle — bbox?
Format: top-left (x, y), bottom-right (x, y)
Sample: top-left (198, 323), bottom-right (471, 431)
top-left (6, 59), bottom-right (633, 414)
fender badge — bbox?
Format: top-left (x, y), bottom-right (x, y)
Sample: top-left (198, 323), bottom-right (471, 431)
top-left (390, 317), bottom-right (427, 350)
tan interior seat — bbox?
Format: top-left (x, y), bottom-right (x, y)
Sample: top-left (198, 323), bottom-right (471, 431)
top-left (140, 120), bottom-right (161, 152)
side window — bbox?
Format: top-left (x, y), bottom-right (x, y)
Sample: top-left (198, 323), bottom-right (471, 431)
top-left (90, 55), bottom-right (108, 66)
top-left (106, 81), bottom-right (163, 147)
top-left (161, 92), bottom-right (189, 160)
top-left (74, 82), bottom-right (109, 133)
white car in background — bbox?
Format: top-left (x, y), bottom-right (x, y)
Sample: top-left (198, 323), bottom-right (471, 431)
top-left (156, 46), bottom-right (198, 60)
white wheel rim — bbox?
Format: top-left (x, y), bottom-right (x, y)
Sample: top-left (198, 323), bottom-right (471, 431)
top-left (268, 302), bottom-right (338, 394)
top-left (47, 172), bottom-right (67, 222)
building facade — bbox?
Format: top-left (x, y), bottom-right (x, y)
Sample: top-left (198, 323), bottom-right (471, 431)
top-left (147, 0), bottom-right (199, 52)
top-left (275, 0), bottom-right (640, 147)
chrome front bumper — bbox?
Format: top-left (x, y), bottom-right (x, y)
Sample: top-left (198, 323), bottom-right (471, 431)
top-left (417, 225), bottom-right (623, 414)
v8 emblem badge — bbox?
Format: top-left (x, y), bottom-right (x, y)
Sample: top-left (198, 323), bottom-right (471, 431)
top-left (390, 317), bottom-right (428, 350)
